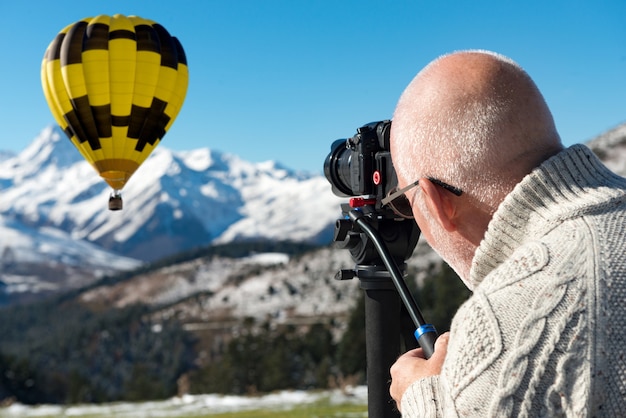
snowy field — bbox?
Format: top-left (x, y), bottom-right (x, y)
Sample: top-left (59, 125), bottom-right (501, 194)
top-left (0, 386), bottom-right (368, 417)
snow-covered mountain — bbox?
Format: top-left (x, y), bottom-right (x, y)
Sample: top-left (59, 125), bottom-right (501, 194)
top-left (0, 126), bottom-right (345, 303)
top-left (0, 126), bottom-right (344, 265)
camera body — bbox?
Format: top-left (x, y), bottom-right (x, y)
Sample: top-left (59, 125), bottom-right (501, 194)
top-left (324, 120), bottom-right (398, 211)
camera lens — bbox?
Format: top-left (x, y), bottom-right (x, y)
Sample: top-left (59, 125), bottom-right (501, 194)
top-left (324, 139), bottom-right (354, 196)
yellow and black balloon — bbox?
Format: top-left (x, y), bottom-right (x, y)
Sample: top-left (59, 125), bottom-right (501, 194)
top-left (41, 14), bottom-right (188, 210)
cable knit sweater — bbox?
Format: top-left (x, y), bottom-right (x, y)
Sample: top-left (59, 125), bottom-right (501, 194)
top-left (401, 145), bottom-right (626, 417)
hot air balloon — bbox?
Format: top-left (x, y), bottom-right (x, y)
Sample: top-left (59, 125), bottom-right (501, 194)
top-left (41, 14), bottom-right (189, 210)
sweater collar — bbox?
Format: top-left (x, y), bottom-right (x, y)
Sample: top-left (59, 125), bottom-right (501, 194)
top-left (469, 144), bottom-right (625, 289)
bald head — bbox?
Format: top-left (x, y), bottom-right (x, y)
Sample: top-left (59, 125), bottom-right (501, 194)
top-left (392, 50), bottom-right (563, 210)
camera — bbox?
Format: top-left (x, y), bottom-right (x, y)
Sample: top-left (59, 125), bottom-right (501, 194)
top-left (323, 120), bottom-right (398, 212)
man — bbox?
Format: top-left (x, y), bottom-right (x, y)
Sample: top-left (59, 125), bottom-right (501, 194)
top-left (388, 50), bottom-right (626, 416)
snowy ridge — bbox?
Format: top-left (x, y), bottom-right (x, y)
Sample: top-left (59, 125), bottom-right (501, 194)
top-left (586, 122), bottom-right (626, 175)
top-left (0, 214), bottom-right (138, 269)
top-left (77, 238), bottom-right (444, 326)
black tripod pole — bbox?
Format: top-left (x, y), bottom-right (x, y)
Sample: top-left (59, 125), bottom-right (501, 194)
top-left (354, 266), bottom-right (403, 417)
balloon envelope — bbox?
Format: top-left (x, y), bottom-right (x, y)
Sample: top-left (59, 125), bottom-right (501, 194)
top-left (41, 14), bottom-right (188, 191)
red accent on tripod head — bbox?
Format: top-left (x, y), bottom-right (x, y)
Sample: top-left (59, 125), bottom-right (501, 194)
top-left (350, 197), bottom-right (377, 208)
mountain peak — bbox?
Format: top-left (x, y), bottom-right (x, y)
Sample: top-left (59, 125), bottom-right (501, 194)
top-left (13, 125), bottom-right (82, 174)
top-left (177, 147), bottom-right (220, 172)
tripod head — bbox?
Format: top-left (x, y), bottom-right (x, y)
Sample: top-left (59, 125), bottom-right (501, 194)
top-left (333, 202), bottom-right (420, 280)
top-left (331, 200), bottom-right (438, 352)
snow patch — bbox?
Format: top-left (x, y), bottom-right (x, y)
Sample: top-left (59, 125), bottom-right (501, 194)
top-left (0, 386), bottom-right (368, 417)
top-left (241, 252), bottom-right (289, 265)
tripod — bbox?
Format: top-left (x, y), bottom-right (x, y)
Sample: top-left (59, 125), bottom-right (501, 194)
top-left (333, 205), bottom-right (438, 418)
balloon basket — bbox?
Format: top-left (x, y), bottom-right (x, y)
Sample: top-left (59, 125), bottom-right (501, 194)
top-left (109, 191), bottom-right (123, 211)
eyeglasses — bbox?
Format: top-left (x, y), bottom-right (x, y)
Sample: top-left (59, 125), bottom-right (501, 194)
top-left (381, 177), bottom-right (463, 219)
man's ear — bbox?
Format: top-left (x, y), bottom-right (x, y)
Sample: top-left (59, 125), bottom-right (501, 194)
top-left (419, 177), bottom-right (459, 232)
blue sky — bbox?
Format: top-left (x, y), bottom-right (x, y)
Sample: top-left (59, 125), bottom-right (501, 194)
top-left (1, 0), bottom-right (624, 173)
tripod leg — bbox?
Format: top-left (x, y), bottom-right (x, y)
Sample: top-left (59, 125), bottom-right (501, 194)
top-left (364, 287), bottom-right (402, 418)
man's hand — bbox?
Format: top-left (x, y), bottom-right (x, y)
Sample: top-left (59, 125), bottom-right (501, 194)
top-left (390, 332), bottom-right (450, 411)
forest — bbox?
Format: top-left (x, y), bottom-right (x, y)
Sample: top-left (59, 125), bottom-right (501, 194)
top-left (0, 245), bottom-right (470, 405)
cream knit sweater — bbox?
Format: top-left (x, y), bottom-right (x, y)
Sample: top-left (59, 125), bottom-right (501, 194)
top-left (401, 145), bottom-right (626, 417)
